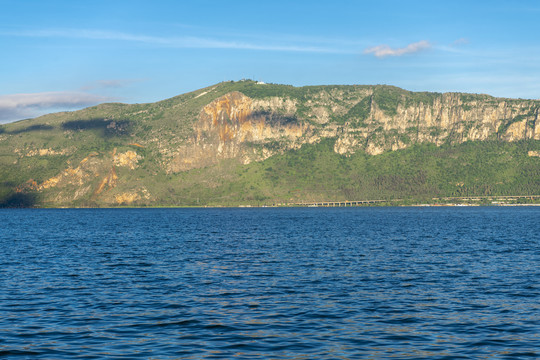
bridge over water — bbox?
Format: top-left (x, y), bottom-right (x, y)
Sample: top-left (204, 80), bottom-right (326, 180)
top-left (285, 199), bottom-right (392, 207)
top-left (275, 195), bottom-right (540, 207)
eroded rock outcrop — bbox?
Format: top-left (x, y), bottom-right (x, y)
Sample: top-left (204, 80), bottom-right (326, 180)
top-left (169, 92), bottom-right (307, 172)
top-left (114, 150), bottom-right (141, 170)
top-left (33, 148), bottom-right (147, 205)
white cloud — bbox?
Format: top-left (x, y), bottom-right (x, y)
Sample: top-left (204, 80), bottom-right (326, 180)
top-left (364, 40), bottom-right (432, 58)
top-left (0, 91), bottom-right (114, 123)
top-left (2, 28), bottom-right (353, 54)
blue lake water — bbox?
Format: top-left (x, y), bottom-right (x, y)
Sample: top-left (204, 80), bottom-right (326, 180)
top-left (0, 207), bottom-right (539, 359)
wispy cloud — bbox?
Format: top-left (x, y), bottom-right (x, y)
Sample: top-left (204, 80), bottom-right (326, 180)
top-left (0, 91), bottom-right (114, 123)
top-left (452, 38), bottom-right (469, 46)
top-left (364, 40), bottom-right (432, 58)
top-left (3, 28), bottom-right (352, 54)
top-left (80, 78), bottom-right (146, 91)
top-left (434, 38), bottom-right (471, 54)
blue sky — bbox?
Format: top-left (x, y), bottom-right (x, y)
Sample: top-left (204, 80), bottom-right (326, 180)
top-left (1, 0), bottom-right (539, 123)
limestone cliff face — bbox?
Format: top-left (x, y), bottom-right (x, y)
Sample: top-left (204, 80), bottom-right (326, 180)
top-left (164, 89), bottom-right (539, 170)
top-left (342, 93), bottom-right (539, 155)
top-left (169, 92), bottom-right (307, 172)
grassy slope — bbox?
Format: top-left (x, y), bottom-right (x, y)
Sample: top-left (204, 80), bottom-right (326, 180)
top-left (163, 139), bottom-right (540, 206)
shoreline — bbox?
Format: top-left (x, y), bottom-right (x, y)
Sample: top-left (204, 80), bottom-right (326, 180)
top-left (8, 202), bottom-right (540, 209)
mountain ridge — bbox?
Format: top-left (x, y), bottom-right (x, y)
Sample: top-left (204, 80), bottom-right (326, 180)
top-left (1, 80), bottom-right (539, 207)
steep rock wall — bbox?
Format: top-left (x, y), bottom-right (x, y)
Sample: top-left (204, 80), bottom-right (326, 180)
top-left (349, 93), bottom-right (539, 154)
top-left (169, 92), bottom-right (307, 172)
top-left (166, 90), bottom-right (539, 170)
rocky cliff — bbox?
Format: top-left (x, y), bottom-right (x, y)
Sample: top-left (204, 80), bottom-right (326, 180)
top-left (167, 84), bottom-right (539, 171)
top-left (169, 91), bottom-right (306, 172)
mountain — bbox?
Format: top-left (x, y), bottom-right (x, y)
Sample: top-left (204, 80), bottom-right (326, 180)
top-left (1, 80), bottom-right (539, 207)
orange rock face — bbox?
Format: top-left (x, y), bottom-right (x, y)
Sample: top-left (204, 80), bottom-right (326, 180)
top-left (168, 92), bottom-right (306, 173)
top-left (200, 92), bottom-right (254, 142)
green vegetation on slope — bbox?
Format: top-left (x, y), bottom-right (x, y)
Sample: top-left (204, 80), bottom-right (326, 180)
top-left (157, 139), bottom-right (540, 206)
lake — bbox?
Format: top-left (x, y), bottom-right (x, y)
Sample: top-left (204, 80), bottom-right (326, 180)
top-left (1, 207), bottom-right (538, 359)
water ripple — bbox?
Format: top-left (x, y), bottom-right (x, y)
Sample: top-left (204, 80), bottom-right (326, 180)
top-left (0, 207), bottom-right (539, 359)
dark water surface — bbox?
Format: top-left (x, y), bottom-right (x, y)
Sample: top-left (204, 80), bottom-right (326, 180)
top-left (1, 207), bottom-right (539, 359)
